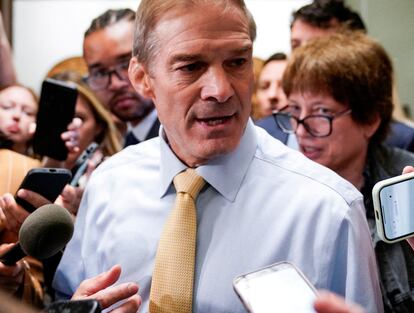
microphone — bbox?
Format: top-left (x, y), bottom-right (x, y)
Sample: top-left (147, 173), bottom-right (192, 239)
top-left (0, 204), bottom-right (74, 265)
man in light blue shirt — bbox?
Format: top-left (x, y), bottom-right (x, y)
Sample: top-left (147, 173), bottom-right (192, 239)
top-left (53, 0), bottom-right (382, 312)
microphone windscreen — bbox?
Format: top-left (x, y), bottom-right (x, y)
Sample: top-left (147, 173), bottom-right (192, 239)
top-left (19, 204), bottom-right (74, 259)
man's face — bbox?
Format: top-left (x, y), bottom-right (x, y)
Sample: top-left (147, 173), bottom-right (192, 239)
top-left (130, 4), bottom-right (253, 167)
top-left (83, 20), bottom-right (153, 124)
top-left (256, 60), bottom-right (288, 117)
top-left (290, 19), bottom-right (338, 50)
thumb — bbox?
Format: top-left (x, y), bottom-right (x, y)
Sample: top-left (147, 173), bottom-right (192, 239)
top-left (402, 165), bottom-right (414, 175)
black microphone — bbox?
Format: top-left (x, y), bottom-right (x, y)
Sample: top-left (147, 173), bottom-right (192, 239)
top-left (0, 204), bottom-right (74, 265)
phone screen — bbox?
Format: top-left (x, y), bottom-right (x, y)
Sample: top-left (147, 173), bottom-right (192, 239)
top-left (234, 262), bottom-right (316, 313)
top-left (379, 179), bottom-right (414, 240)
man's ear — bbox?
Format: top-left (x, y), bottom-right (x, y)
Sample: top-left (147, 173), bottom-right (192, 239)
top-left (128, 57), bottom-right (154, 99)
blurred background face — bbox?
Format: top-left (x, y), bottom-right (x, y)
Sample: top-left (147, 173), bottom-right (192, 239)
top-left (83, 20), bottom-right (153, 125)
top-left (290, 19), bottom-right (338, 50)
top-left (0, 86), bottom-right (37, 147)
top-left (288, 91), bottom-right (373, 178)
top-left (256, 59), bottom-right (288, 117)
top-left (66, 95), bottom-right (102, 167)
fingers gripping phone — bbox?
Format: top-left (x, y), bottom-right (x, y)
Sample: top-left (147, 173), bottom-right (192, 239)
top-left (33, 78), bottom-right (78, 161)
top-left (233, 262), bottom-right (317, 313)
top-left (15, 168), bottom-right (72, 213)
top-left (373, 172), bottom-right (414, 243)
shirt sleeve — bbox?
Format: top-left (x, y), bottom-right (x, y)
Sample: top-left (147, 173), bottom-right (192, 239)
top-left (328, 198), bottom-right (384, 313)
top-left (52, 188), bottom-right (89, 299)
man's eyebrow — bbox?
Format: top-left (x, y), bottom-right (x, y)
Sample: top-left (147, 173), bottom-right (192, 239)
top-left (88, 52), bottom-right (132, 70)
top-left (231, 45), bottom-right (253, 55)
top-left (169, 54), bottom-right (203, 65)
top-left (169, 45), bottom-right (252, 65)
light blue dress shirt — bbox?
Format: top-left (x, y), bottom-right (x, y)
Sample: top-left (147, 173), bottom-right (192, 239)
top-left (53, 120), bottom-right (383, 313)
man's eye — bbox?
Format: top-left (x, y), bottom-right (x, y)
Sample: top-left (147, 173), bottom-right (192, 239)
top-left (92, 69), bottom-right (108, 78)
top-left (118, 61), bottom-right (130, 70)
top-left (228, 58), bottom-right (247, 68)
top-left (179, 62), bottom-right (203, 72)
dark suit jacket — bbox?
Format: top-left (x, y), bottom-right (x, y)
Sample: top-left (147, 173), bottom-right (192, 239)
top-left (386, 120), bottom-right (414, 153)
top-left (255, 116), bottom-right (288, 144)
top-left (145, 118), bottom-right (161, 140)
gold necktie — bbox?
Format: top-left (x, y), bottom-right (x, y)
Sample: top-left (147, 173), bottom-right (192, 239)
top-left (149, 168), bottom-right (205, 313)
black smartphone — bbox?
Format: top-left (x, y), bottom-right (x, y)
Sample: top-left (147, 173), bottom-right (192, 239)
top-left (43, 299), bottom-right (101, 313)
top-left (33, 78), bottom-right (78, 161)
top-left (70, 142), bottom-right (99, 187)
top-left (15, 168), bottom-right (72, 213)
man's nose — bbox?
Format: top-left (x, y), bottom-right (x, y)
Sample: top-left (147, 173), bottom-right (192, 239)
top-left (200, 67), bottom-right (234, 103)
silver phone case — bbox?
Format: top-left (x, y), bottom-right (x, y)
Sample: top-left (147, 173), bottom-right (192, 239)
top-left (372, 171), bottom-right (414, 243)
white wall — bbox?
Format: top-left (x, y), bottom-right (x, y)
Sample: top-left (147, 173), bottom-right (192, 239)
top-left (12, 0), bottom-right (309, 93)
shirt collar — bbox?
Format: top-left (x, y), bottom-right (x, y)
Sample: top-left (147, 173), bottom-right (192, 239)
top-left (127, 108), bottom-right (157, 141)
top-left (159, 119), bottom-right (257, 202)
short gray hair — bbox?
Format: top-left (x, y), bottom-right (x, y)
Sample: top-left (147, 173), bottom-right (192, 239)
top-left (133, 0), bottom-right (256, 67)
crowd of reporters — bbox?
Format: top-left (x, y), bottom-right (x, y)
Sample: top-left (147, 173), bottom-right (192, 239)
top-left (1, 1), bottom-right (414, 312)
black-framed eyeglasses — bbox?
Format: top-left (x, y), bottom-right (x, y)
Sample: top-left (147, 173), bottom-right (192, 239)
top-left (83, 59), bottom-right (130, 90)
top-left (272, 107), bottom-right (352, 138)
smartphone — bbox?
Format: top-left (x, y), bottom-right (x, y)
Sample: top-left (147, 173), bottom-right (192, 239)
top-left (373, 172), bottom-right (414, 243)
top-left (233, 262), bottom-right (317, 313)
top-left (43, 299), bottom-right (101, 313)
top-left (70, 142), bottom-right (99, 187)
top-left (15, 168), bottom-right (72, 213)
top-left (33, 78), bottom-right (78, 161)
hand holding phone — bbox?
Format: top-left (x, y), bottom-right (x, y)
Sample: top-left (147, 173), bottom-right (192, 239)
top-left (373, 172), bottom-right (414, 243)
top-left (15, 168), bottom-right (72, 213)
top-left (233, 261), bottom-right (317, 313)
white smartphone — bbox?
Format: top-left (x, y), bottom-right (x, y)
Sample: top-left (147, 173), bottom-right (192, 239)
top-left (372, 171), bottom-right (414, 243)
top-left (233, 261), bottom-right (317, 313)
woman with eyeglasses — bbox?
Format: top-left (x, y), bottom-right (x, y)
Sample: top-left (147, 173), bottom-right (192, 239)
top-left (274, 31), bottom-right (414, 313)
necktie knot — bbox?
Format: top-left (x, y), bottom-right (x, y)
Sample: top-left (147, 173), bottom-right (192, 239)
top-left (173, 169), bottom-right (205, 200)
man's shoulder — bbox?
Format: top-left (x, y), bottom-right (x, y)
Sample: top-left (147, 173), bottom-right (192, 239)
top-left (252, 126), bottom-right (362, 206)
